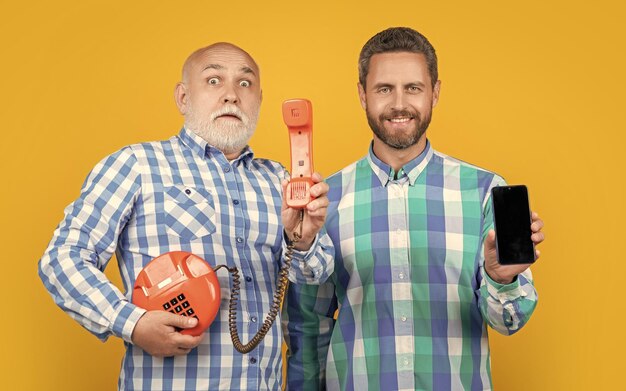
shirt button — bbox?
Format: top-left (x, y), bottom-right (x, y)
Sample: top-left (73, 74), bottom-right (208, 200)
top-left (396, 229), bottom-right (402, 235)
top-left (233, 199), bottom-right (240, 205)
top-left (398, 272), bottom-right (405, 280)
top-left (403, 358), bottom-right (410, 366)
top-left (185, 189), bottom-right (191, 195)
top-left (245, 276), bottom-right (252, 282)
top-left (250, 316), bottom-right (257, 323)
top-left (224, 166), bottom-right (231, 173)
top-left (250, 357), bottom-right (257, 364)
top-left (400, 315), bottom-right (407, 322)
top-left (236, 237), bottom-right (243, 244)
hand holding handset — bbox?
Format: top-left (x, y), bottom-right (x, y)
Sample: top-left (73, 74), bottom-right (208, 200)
top-left (491, 185), bottom-right (536, 264)
top-left (132, 99), bottom-right (315, 353)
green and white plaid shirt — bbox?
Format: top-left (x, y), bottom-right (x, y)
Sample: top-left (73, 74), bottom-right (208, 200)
top-left (283, 140), bottom-right (538, 390)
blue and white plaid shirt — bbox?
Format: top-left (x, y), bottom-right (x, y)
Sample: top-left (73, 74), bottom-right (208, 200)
top-left (39, 127), bottom-right (334, 390)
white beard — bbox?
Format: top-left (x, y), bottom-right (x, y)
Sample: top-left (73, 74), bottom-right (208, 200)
top-left (185, 103), bottom-right (259, 155)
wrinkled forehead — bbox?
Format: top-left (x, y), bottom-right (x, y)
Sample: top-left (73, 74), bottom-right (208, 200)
top-left (182, 43), bottom-right (260, 81)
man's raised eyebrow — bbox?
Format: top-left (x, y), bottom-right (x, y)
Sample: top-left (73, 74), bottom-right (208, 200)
top-left (241, 66), bottom-right (256, 76)
top-left (201, 64), bottom-right (256, 76)
top-left (202, 64), bottom-right (224, 72)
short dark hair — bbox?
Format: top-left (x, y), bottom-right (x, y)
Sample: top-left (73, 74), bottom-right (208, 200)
top-left (358, 27), bottom-right (438, 88)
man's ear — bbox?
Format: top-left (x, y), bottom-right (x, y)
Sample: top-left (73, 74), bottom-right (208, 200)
top-left (432, 80), bottom-right (441, 108)
top-left (174, 82), bottom-right (188, 114)
top-left (358, 83), bottom-right (367, 110)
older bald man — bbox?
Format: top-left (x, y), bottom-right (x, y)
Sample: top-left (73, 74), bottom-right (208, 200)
top-left (39, 43), bottom-right (334, 390)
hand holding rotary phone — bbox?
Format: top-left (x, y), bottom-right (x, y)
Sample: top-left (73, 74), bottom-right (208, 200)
top-left (131, 99), bottom-right (329, 356)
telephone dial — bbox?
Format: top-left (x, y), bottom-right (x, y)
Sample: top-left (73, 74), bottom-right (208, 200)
top-left (132, 99), bottom-right (314, 353)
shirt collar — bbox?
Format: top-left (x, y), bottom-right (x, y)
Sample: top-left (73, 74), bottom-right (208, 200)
top-left (366, 139), bottom-right (434, 187)
top-left (178, 127), bottom-right (254, 169)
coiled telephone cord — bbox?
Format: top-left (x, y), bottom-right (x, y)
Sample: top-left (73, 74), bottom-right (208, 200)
top-left (214, 210), bottom-right (303, 354)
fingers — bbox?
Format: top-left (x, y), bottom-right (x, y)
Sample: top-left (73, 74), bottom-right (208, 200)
top-left (162, 313), bottom-right (203, 351)
top-left (131, 311), bottom-right (203, 357)
top-left (306, 194), bottom-right (329, 214)
top-left (168, 313), bottom-right (198, 329)
top-left (309, 172), bottom-right (328, 200)
top-left (531, 231), bottom-right (545, 244)
top-left (309, 180), bottom-right (329, 198)
top-left (283, 172), bottom-right (327, 201)
top-left (530, 212), bottom-right (544, 232)
top-left (166, 314), bottom-right (203, 352)
top-left (306, 172), bottom-right (329, 215)
top-left (172, 333), bottom-right (204, 350)
top-left (311, 172), bottom-right (324, 184)
top-left (529, 211), bottom-right (545, 244)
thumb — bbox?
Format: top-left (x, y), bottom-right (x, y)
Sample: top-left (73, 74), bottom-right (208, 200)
top-left (168, 313), bottom-right (198, 329)
top-left (281, 178), bottom-right (289, 193)
top-left (484, 230), bottom-right (496, 252)
top-left (281, 179), bottom-right (289, 210)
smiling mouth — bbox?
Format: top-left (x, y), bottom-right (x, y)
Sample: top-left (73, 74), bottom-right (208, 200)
top-left (384, 114), bottom-right (415, 125)
top-left (387, 117), bottom-right (413, 123)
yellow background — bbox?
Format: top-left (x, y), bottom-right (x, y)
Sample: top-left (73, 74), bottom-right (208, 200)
top-left (1, 0), bottom-right (624, 389)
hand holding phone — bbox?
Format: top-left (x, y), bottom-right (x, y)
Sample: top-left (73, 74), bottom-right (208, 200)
top-left (491, 185), bottom-right (535, 265)
top-left (131, 310), bottom-right (204, 357)
top-left (482, 185), bottom-right (545, 285)
top-left (280, 98), bottom-right (330, 251)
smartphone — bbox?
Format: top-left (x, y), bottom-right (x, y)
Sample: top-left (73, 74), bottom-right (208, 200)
top-left (491, 185), bottom-right (535, 264)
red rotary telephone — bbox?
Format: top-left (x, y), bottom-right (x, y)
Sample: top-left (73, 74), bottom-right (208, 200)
top-left (132, 251), bottom-right (220, 336)
top-left (132, 99), bottom-right (314, 353)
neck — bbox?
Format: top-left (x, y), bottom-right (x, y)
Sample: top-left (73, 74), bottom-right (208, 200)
top-left (372, 135), bottom-right (427, 173)
top-left (224, 149), bottom-right (243, 161)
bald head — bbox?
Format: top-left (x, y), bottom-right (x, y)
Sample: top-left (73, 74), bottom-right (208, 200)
top-left (174, 42), bottom-right (263, 159)
top-left (181, 42), bottom-right (260, 84)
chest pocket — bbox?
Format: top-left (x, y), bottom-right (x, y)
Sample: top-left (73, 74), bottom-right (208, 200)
top-left (163, 185), bottom-right (216, 240)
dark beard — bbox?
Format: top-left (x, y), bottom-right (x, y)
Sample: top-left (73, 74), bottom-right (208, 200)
top-left (366, 108), bottom-right (432, 150)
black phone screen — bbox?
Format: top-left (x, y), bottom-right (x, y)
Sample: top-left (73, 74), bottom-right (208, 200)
top-left (491, 185), bottom-right (535, 264)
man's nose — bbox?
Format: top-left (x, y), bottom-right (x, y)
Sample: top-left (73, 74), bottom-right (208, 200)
top-left (391, 90), bottom-right (407, 110)
top-left (221, 83), bottom-right (239, 104)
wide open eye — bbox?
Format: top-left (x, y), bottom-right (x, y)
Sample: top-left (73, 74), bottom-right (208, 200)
top-left (239, 80), bottom-right (251, 87)
top-left (208, 77), bottom-right (220, 85)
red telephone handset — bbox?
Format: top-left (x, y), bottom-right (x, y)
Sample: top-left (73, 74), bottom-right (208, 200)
top-left (132, 251), bottom-right (220, 336)
top-left (283, 99), bottom-right (314, 209)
